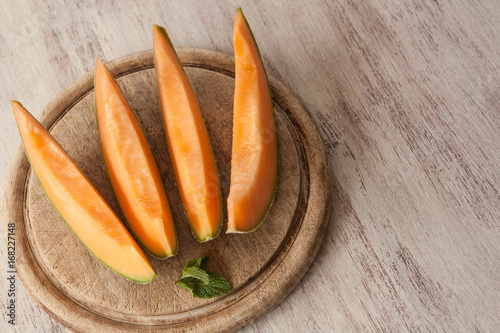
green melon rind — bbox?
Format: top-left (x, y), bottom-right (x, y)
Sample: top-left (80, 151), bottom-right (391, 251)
top-left (12, 101), bottom-right (156, 283)
top-left (153, 25), bottom-right (223, 242)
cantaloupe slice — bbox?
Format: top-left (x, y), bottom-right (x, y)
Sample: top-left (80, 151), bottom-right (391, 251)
top-left (95, 57), bottom-right (177, 258)
top-left (153, 24), bottom-right (222, 242)
top-left (227, 8), bottom-right (278, 233)
top-left (11, 101), bottom-right (156, 283)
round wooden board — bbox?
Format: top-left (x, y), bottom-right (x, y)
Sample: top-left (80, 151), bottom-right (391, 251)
top-left (3, 49), bottom-right (332, 332)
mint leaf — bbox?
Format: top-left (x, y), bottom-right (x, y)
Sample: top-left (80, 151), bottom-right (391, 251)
top-left (180, 266), bottom-right (209, 284)
top-left (185, 257), bottom-right (208, 270)
top-left (177, 276), bottom-right (204, 290)
top-left (176, 257), bottom-right (232, 299)
top-left (190, 272), bottom-right (232, 298)
top-left (180, 272), bottom-right (232, 299)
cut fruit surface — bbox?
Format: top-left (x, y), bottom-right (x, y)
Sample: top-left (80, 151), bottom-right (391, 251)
top-left (95, 58), bottom-right (177, 258)
top-left (11, 101), bottom-right (156, 283)
top-left (227, 8), bottom-right (278, 233)
top-left (153, 25), bottom-right (222, 242)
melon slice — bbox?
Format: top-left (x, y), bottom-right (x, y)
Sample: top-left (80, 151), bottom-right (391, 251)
top-left (227, 8), bottom-right (278, 233)
top-left (153, 25), bottom-right (222, 242)
top-left (94, 58), bottom-right (177, 258)
top-left (11, 101), bottom-right (156, 283)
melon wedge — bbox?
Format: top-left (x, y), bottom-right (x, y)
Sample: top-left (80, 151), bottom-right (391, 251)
top-left (95, 58), bottom-right (177, 258)
top-left (227, 8), bottom-right (278, 233)
top-left (11, 101), bottom-right (156, 283)
top-left (153, 25), bottom-right (222, 242)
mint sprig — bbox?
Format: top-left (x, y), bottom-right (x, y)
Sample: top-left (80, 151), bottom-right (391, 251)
top-left (176, 256), bottom-right (232, 299)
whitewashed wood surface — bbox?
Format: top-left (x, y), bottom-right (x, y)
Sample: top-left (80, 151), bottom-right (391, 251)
top-left (1, 0), bottom-right (499, 332)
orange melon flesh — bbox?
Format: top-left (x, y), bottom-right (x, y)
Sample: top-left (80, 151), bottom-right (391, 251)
top-left (95, 58), bottom-right (177, 258)
top-left (227, 8), bottom-right (278, 233)
top-left (11, 101), bottom-right (156, 283)
top-left (153, 25), bottom-right (222, 242)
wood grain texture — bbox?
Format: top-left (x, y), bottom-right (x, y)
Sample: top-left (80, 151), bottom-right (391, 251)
top-left (1, 0), bottom-right (500, 332)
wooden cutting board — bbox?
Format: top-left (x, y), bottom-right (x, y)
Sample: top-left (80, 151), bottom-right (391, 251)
top-left (3, 48), bottom-right (331, 332)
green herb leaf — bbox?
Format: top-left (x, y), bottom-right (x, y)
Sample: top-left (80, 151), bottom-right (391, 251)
top-left (176, 257), bottom-right (232, 299)
top-left (185, 257), bottom-right (208, 270)
top-left (180, 266), bottom-right (210, 284)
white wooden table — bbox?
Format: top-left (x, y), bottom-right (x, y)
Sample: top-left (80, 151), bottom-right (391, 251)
top-left (1, 0), bottom-right (500, 332)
